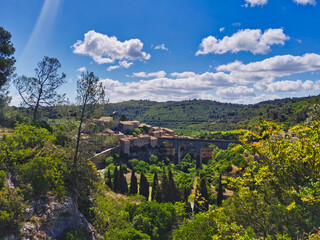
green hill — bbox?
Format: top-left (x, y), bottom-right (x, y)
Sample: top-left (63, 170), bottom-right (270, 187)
top-left (106, 95), bottom-right (320, 135)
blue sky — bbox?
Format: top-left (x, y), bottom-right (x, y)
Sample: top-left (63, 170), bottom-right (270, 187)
top-left (1, 0), bottom-right (320, 105)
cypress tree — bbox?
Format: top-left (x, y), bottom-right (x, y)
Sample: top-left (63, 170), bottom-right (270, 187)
top-left (129, 169), bottom-right (138, 195)
top-left (182, 186), bottom-right (189, 203)
top-left (151, 172), bottom-right (159, 201)
top-left (139, 172), bottom-right (149, 200)
top-left (199, 177), bottom-right (209, 211)
top-left (193, 189), bottom-right (200, 213)
top-left (168, 168), bottom-right (179, 202)
top-left (217, 174), bottom-right (223, 207)
top-left (106, 168), bottom-right (112, 190)
top-left (160, 167), bottom-right (170, 202)
top-left (113, 166), bottom-right (119, 192)
top-left (182, 186), bottom-right (192, 216)
top-left (119, 164), bottom-right (128, 195)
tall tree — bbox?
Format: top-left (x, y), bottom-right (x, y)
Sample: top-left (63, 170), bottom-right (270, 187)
top-left (0, 27), bottom-right (15, 91)
top-left (168, 168), bottom-right (180, 202)
top-left (14, 56), bottom-right (66, 120)
top-left (139, 172), bottom-right (149, 200)
top-left (106, 168), bottom-right (112, 190)
top-left (129, 169), bottom-right (138, 195)
top-left (0, 27), bottom-right (15, 117)
top-left (113, 166), bottom-right (119, 193)
top-left (160, 167), bottom-right (170, 202)
top-left (119, 164), bottom-right (128, 195)
top-left (199, 177), bottom-right (209, 211)
top-left (73, 71), bottom-right (105, 166)
top-left (151, 172), bottom-right (159, 201)
top-left (217, 174), bottom-right (223, 207)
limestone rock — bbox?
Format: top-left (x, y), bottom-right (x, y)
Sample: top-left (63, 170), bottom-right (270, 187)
top-left (19, 195), bottom-right (97, 240)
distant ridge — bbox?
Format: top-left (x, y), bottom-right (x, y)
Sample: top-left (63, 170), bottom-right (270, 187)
top-left (106, 95), bottom-right (320, 134)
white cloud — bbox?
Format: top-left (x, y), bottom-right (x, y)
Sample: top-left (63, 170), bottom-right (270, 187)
top-left (131, 71), bottom-right (167, 78)
top-left (196, 28), bottom-right (289, 55)
top-left (293, 0), bottom-right (316, 5)
top-left (170, 72), bottom-right (198, 78)
top-left (252, 94), bottom-right (280, 103)
top-left (9, 94), bottom-right (23, 107)
top-left (217, 53), bottom-right (320, 83)
top-left (77, 66), bottom-right (87, 72)
top-left (243, 0), bottom-right (268, 7)
top-left (154, 44), bottom-right (168, 51)
top-left (216, 86), bottom-right (256, 99)
top-left (107, 60), bottom-right (133, 71)
top-left (72, 30), bottom-right (150, 65)
top-left (101, 71), bottom-right (236, 102)
top-left (219, 27), bottom-right (225, 32)
top-left (255, 80), bottom-right (320, 92)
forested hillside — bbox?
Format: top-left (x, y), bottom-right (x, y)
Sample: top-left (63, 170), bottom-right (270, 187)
top-left (107, 95), bottom-right (319, 135)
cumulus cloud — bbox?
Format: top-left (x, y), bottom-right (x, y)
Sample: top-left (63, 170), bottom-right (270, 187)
top-left (77, 66), bottom-right (87, 72)
top-left (217, 53), bottom-right (320, 83)
top-left (243, 0), bottom-right (268, 7)
top-left (196, 28), bottom-right (289, 55)
top-left (170, 72), bottom-right (198, 78)
top-left (107, 61), bottom-right (133, 71)
top-left (131, 71), bottom-right (167, 78)
top-left (154, 44), bottom-right (168, 51)
top-left (216, 86), bottom-right (256, 99)
top-left (293, 0), bottom-right (316, 5)
top-left (72, 30), bottom-right (150, 65)
top-left (254, 80), bottom-right (320, 92)
top-left (101, 71), bottom-right (236, 102)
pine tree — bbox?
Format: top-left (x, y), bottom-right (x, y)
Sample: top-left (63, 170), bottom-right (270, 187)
top-left (151, 172), bottom-right (159, 201)
top-left (106, 168), bottom-right (112, 190)
top-left (217, 174), bottom-right (223, 207)
top-left (129, 169), bottom-right (138, 195)
top-left (139, 172), bottom-right (149, 200)
top-left (160, 167), bottom-right (170, 202)
top-left (113, 166), bottom-right (119, 192)
top-left (168, 168), bottom-right (179, 202)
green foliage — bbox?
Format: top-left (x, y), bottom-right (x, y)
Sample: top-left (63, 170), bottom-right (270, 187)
top-left (0, 187), bottom-right (25, 237)
top-left (57, 227), bottom-right (91, 240)
top-left (0, 26), bottom-right (15, 114)
top-left (149, 155), bottom-right (158, 165)
top-left (139, 172), bottom-right (149, 200)
top-left (19, 156), bottom-right (67, 196)
top-left (104, 226), bottom-right (151, 240)
top-left (105, 156), bottom-right (114, 166)
top-left (92, 188), bottom-right (131, 233)
top-left (0, 170), bottom-right (6, 189)
top-left (130, 169), bottom-right (138, 195)
top-left (106, 96), bottom-right (320, 135)
top-left (129, 159), bottom-right (150, 173)
top-left (173, 212), bottom-right (217, 240)
top-left (126, 201), bottom-right (176, 239)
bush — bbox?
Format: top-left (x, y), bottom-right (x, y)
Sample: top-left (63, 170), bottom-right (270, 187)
top-left (19, 156), bottom-right (67, 197)
top-left (0, 187), bottom-right (25, 237)
top-left (0, 170), bottom-right (6, 189)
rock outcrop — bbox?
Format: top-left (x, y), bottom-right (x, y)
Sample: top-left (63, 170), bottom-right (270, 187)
top-left (19, 195), bottom-right (97, 240)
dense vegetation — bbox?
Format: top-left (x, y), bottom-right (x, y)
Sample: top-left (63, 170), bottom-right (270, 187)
top-left (106, 96), bottom-right (320, 135)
